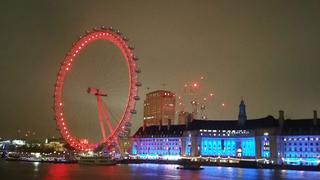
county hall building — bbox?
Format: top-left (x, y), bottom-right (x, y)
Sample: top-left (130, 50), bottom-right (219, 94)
top-left (131, 98), bottom-right (320, 166)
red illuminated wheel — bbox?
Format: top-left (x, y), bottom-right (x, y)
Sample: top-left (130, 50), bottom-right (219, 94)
top-left (53, 26), bottom-right (141, 151)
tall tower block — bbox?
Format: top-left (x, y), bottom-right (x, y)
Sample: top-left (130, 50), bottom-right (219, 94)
top-left (143, 90), bottom-right (176, 127)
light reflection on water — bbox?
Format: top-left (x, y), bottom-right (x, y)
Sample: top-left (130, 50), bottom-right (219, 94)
top-left (33, 162), bottom-right (39, 172)
top-left (0, 160), bottom-right (319, 180)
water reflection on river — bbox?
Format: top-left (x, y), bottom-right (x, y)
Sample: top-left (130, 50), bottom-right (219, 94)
top-left (0, 160), bottom-right (319, 180)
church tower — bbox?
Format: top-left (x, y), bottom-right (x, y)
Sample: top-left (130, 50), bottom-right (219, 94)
top-left (238, 98), bottom-right (247, 126)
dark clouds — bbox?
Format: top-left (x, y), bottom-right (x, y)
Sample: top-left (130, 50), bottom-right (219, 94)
top-left (0, 0), bottom-right (319, 139)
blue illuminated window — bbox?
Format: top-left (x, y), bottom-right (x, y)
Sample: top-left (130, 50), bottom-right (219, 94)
top-left (281, 135), bottom-right (320, 166)
top-left (200, 137), bottom-right (255, 157)
top-left (185, 137), bottom-right (191, 156)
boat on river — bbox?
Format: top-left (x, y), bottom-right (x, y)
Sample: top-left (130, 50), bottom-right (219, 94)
top-left (78, 156), bottom-right (117, 166)
top-left (177, 158), bottom-right (204, 170)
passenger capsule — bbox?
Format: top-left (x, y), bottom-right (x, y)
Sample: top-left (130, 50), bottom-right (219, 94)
top-left (130, 109), bottom-right (137, 114)
top-left (133, 56), bottom-right (139, 61)
top-left (135, 82), bottom-right (142, 86)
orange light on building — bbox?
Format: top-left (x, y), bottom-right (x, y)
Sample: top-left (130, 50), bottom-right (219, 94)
top-left (193, 83), bottom-right (198, 88)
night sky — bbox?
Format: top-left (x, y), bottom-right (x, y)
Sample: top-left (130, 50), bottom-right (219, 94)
top-left (1, 0), bottom-right (320, 141)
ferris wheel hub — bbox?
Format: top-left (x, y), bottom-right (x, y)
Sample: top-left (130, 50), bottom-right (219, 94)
top-left (87, 87), bottom-right (108, 97)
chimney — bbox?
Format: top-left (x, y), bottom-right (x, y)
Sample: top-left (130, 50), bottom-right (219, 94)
top-left (143, 120), bottom-right (146, 131)
top-left (167, 119), bottom-right (171, 130)
top-left (186, 113), bottom-right (193, 129)
top-left (279, 110), bottom-right (284, 128)
top-left (313, 110), bottom-right (318, 126)
top-left (159, 119), bottom-right (162, 131)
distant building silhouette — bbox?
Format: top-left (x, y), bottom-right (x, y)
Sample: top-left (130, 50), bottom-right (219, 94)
top-left (238, 99), bottom-right (247, 126)
top-left (178, 111), bottom-right (190, 125)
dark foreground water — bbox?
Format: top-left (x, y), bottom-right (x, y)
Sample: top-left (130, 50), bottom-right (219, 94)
top-left (0, 160), bottom-right (319, 180)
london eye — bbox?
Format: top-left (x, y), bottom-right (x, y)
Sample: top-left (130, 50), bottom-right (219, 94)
top-left (53, 26), bottom-right (141, 151)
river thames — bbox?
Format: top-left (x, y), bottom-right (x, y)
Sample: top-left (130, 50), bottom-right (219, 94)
top-left (1, 160), bottom-right (319, 180)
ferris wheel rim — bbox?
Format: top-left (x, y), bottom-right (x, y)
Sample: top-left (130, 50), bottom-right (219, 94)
top-left (53, 27), bottom-right (140, 151)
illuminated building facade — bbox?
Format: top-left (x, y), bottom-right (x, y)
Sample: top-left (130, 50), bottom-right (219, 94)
top-left (0, 139), bottom-right (26, 151)
top-left (181, 116), bottom-right (279, 160)
top-left (132, 125), bottom-right (184, 160)
top-left (118, 122), bottom-right (132, 155)
top-left (280, 136), bottom-right (320, 166)
top-left (143, 90), bottom-right (176, 126)
top-left (132, 101), bottom-right (320, 166)
top-left (44, 138), bottom-right (66, 152)
top-left (279, 112), bottom-right (320, 166)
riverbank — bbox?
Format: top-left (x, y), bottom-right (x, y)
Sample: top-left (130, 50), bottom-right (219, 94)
top-left (5, 157), bottom-right (77, 164)
top-left (119, 159), bottom-right (320, 171)
top-left (3, 157), bottom-right (320, 171)
top-left (1, 160), bottom-right (319, 180)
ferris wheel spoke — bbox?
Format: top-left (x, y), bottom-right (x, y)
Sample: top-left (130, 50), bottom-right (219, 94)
top-left (101, 101), bottom-right (120, 124)
top-left (99, 100), bottom-right (114, 135)
top-left (97, 97), bottom-right (107, 142)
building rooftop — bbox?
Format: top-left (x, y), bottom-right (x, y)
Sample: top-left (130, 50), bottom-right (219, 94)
top-left (281, 119), bottom-right (320, 135)
top-left (133, 125), bottom-right (186, 138)
top-left (146, 90), bottom-right (175, 96)
top-left (189, 115), bottom-right (279, 130)
top-left (133, 116), bottom-right (320, 137)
